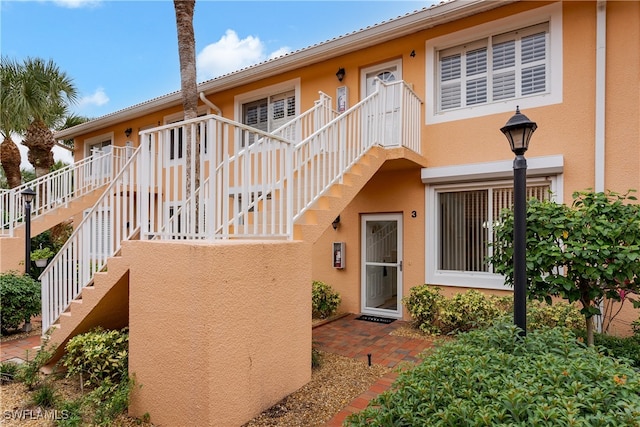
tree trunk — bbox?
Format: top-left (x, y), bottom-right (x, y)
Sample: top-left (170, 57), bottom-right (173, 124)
top-left (0, 136), bottom-right (23, 188)
top-left (23, 119), bottom-right (55, 178)
top-left (586, 315), bottom-right (595, 347)
top-left (174, 0), bottom-right (199, 198)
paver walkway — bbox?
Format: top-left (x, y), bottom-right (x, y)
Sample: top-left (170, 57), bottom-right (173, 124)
top-left (313, 313), bottom-right (436, 426)
top-left (0, 334), bottom-right (42, 364)
top-left (2, 314), bottom-right (434, 426)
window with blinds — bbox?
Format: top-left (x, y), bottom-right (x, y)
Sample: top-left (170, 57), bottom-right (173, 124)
top-left (438, 23), bottom-right (548, 112)
top-left (438, 183), bottom-right (550, 273)
top-left (242, 90), bottom-right (296, 145)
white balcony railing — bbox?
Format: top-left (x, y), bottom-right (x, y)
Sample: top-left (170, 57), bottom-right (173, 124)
top-left (0, 147), bottom-right (129, 236)
top-left (39, 84), bottom-right (422, 334)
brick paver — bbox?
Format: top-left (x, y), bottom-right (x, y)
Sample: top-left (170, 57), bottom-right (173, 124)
top-left (2, 314), bottom-right (433, 426)
top-left (313, 314), bottom-right (434, 425)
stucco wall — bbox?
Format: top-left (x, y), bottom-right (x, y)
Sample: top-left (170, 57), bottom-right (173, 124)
top-left (126, 239), bottom-right (311, 427)
top-left (312, 165), bottom-right (425, 320)
top-left (60, 0), bottom-right (638, 337)
top-left (0, 237), bottom-right (25, 274)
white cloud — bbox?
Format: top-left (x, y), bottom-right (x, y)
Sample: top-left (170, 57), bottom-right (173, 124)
top-left (197, 29), bottom-right (291, 81)
top-left (51, 0), bottom-right (101, 9)
top-left (77, 88), bottom-right (109, 109)
top-left (268, 47), bottom-right (291, 60)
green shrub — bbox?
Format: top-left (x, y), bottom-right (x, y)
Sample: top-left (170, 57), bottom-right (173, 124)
top-left (312, 281), bottom-right (341, 319)
top-left (16, 340), bottom-right (55, 390)
top-left (528, 300), bottom-right (583, 330)
top-left (574, 330), bottom-right (640, 368)
top-left (62, 327), bottom-right (128, 387)
top-left (32, 382), bottom-right (58, 408)
top-left (86, 378), bottom-right (132, 426)
top-left (0, 361), bottom-right (19, 384)
top-left (438, 289), bottom-right (500, 334)
top-left (346, 325), bottom-right (640, 426)
top-left (489, 294), bottom-right (514, 313)
top-left (402, 284), bottom-right (443, 334)
top-left (404, 287), bottom-right (584, 336)
top-left (0, 271), bottom-right (41, 333)
top-left (55, 399), bottom-right (84, 427)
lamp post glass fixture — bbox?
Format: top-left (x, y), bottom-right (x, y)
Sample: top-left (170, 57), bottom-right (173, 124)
top-left (21, 187), bottom-right (36, 277)
top-left (500, 107), bottom-right (537, 336)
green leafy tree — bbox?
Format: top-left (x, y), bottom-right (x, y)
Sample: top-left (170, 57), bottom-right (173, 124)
top-left (490, 190), bottom-right (640, 346)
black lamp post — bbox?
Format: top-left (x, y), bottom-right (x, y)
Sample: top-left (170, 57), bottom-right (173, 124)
top-left (500, 107), bottom-right (537, 336)
top-left (21, 187), bottom-right (36, 277)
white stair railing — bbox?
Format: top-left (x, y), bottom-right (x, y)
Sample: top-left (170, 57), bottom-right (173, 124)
top-left (291, 80), bottom-right (422, 220)
top-left (148, 92), bottom-right (336, 240)
top-left (271, 91), bottom-right (337, 141)
top-left (40, 147), bottom-right (142, 332)
top-left (0, 148), bottom-right (127, 236)
top-left (139, 116), bottom-right (294, 240)
top-left (139, 82), bottom-right (422, 240)
top-left (38, 86), bottom-right (422, 334)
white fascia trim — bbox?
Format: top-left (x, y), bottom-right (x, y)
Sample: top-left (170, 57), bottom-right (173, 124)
top-left (421, 154), bottom-right (564, 184)
top-left (426, 2), bottom-right (563, 124)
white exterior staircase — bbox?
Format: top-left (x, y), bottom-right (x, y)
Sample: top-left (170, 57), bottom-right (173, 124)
top-left (37, 81), bottom-right (423, 358)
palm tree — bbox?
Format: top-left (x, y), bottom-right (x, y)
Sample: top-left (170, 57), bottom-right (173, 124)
top-left (173, 0), bottom-right (199, 199)
top-left (0, 57), bottom-right (26, 189)
top-left (58, 113), bottom-right (91, 150)
top-left (19, 58), bottom-right (78, 178)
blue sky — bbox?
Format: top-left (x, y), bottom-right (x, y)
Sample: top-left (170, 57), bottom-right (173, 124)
top-left (1, 0), bottom-right (431, 120)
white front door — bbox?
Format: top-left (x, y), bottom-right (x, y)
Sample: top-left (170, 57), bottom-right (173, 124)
top-left (361, 60), bottom-right (402, 147)
top-left (361, 213), bottom-right (403, 318)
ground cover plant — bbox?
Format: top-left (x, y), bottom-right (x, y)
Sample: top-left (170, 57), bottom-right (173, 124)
top-left (1, 327), bottom-right (139, 426)
top-left (345, 325), bottom-right (640, 426)
top-left (575, 330), bottom-right (640, 369)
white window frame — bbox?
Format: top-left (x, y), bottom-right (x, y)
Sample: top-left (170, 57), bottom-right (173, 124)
top-left (234, 78), bottom-right (301, 129)
top-left (423, 155), bottom-right (563, 290)
top-left (163, 106), bottom-right (210, 164)
top-left (84, 132), bottom-right (114, 158)
top-left (426, 2), bottom-right (562, 124)
top-left (360, 59), bottom-right (403, 99)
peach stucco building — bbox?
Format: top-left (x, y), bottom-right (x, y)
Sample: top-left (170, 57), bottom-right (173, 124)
top-left (1, 1), bottom-right (639, 425)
